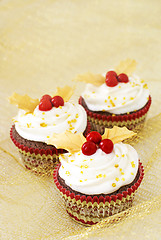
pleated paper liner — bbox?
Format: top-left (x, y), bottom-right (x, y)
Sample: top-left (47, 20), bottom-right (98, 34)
top-left (79, 96), bottom-right (152, 134)
top-left (53, 161), bottom-right (144, 226)
top-left (10, 122), bottom-right (91, 175)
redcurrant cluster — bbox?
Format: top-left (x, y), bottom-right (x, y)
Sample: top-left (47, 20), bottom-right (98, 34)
top-left (39, 94), bottom-right (64, 111)
top-left (105, 71), bottom-right (129, 87)
top-left (81, 131), bottom-right (114, 156)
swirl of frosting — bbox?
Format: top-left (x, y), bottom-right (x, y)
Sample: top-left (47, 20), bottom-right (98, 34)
top-left (14, 102), bottom-right (87, 142)
top-left (81, 75), bottom-right (150, 114)
top-left (59, 142), bottom-right (139, 195)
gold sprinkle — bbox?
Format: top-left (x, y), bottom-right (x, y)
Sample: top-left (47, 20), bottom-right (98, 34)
top-left (90, 159), bottom-right (93, 161)
top-left (67, 114), bottom-right (71, 117)
top-left (131, 172), bottom-right (134, 175)
top-left (141, 80), bottom-right (145, 83)
top-left (80, 180), bottom-right (83, 182)
top-left (103, 174), bottom-right (106, 178)
top-left (119, 86), bottom-right (121, 88)
top-left (59, 106), bottom-right (62, 109)
top-left (120, 168), bottom-right (122, 172)
top-left (80, 171), bottom-right (83, 174)
top-left (27, 123), bottom-right (31, 128)
top-left (75, 114), bottom-right (79, 118)
top-left (80, 165), bottom-right (89, 168)
top-left (105, 100), bottom-right (107, 103)
top-left (84, 179), bottom-right (87, 181)
top-left (112, 114), bottom-right (115, 116)
top-left (40, 123), bottom-right (47, 127)
top-left (42, 112), bottom-right (45, 115)
top-left (143, 83), bottom-right (148, 89)
top-left (65, 111), bottom-right (67, 113)
top-left (110, 99), bottom-right (115, 107)
top-left (65, 171), bottom-right (70, 176)
top-left (112, 183), bottom-right (116, 187)
top-left (42, 118), bottom-right (45, 120)
top-left (62, 165), bottom-right (64, 169)
top-left (46, 136), bottom-right (50, 138)
top-left (78, 153), bottom-right (81, 155)
top-left (115, 177), bottom-right (119, 182)
top-left (123, 97), bottom-right (126, 100)
top-left (71, 119), bottom-right (77, 123)
top-left (115, 164), bottom-right (119, 168)
top-left (71, 160), bottom-right (75, 162)
top-left (92, 91), bottom-right (95, 94)
top-left (69, 127), bottom-right (74, 131)
top-left (67, 121), bottom-right (71, 124)
top-left (108, 105), bottom-right (110, 108)
top-left (108, 96), bottom-right (111, 99)
top-left (127, 112), bottom-right (130, 114)
top-left (122, 178), bottom-right (125, 181)
top-left (83, 159), bottom-right (87, 162)
top-left (53, 123), bottom-right (56, 126)
top-left (116, 154), bottom-right (119, 157)
top-left (96, 174), bottom-right (102, 178)
top-left (56, 114), bottom-right (59, 117)
top-left (130, 97), bottom-right (134, 100)
top-left (121, 172), bottom-right (124, 175)
top-left (68, 154), bottom-right (72, 157)
top-left (122, 102), bottom-right (126, 105)
top-left (114, 97), bottom-right (117, 100)
top-left (122, 154), bottom-right (125, 157)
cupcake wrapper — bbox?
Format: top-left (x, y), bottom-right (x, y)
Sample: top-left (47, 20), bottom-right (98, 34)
top-left (53, 162), bottom-right (144, 225)
top-left (10, 121), bottom-right (91, 174)
top-left (10, 126), bottom-right (59, 174)
top-left (79, 96), bottom-right (151, 133)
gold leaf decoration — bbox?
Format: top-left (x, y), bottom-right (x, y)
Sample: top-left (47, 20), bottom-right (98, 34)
top-left (115, 59), bottom-right (137, 76)
top-left (9, 92), bottom-right (39, 113)
top-left (54, 85), bottom-right (75, 102)
top-left (47, 131), bottom-right (86, 153)
top-left (73, 72), bottom-right (105, 86)
top-left (102, 126), bottom-right (136, 144)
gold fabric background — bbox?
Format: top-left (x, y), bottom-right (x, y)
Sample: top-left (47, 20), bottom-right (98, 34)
top-left (0, 1), bottom-right (161, 239)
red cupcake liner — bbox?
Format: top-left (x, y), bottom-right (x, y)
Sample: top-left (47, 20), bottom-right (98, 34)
top-left (10, 121), bottom-right (91, 173)
top-left (79, 96), bottom-right (151, 131)
top-left (53, 161), bottom-right (144, 225)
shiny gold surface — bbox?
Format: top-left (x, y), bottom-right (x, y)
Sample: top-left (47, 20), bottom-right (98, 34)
top-left (0, 1), bottom-right (161, 239)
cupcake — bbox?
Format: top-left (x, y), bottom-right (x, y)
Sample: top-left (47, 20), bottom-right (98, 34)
top-left (77, 59), bottom-right (151, 134)
top-left (9, 86), bottom-right (90, 174)
top-left (52, 127), bottom-right (144, 225)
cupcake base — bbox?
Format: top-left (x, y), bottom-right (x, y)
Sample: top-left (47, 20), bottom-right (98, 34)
top-left (10, 122), bottom-right (91, 174)
top-left (53, 162), bottom-right (144, 225)
top-left (79, 96), bottom-right (152, 134)
top-left (10, 125), bottom-right (63, 174)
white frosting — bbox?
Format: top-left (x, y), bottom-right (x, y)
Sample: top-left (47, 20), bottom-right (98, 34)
top-left (59, 142), bottom-right (139, 195)
top-left (13, 102), bottom-right (87, 142)
top-left (82, 75), bottom-right (150, 114)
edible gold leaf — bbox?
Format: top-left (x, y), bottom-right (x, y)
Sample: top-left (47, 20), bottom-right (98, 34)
top-left (9, 92), bottom-right (39, 113)
top-left (102, 126), bottom-right (136, 144)
top-left (47, 131), bottom-right (86, 153)
top-left (115, 59), bottom-right (137, 76)
top-left (54, 85), bottom-right (75, 102)
top-left (73, 72), bottom-right (105, 86)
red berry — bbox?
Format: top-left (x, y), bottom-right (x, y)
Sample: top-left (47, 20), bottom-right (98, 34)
top-left (118, 73), bottom-right (129, 83)
top-left (39, 99), bottom-right (53, 111)
top-left (51, 96), bottom-right (64, 108)
top-left (106, 71), bottom-right (117, 78)
top-left (86, 131), bottom-right (102, 144)
top-left (40, 94), bottom-right (52, 101)
top-left (105, 75), bottom-right (118, 87)
top-left (99, 139), bottom-right (114, 154)
top-left (81, 141), bottom-right (97, 156)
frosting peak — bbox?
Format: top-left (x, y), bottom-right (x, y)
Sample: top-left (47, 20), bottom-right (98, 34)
top-left (82, 74), bottom-right (150, 114)
top-left (13, 102), bottom-right (87, 142)
top-left (59, 142), bottom-right (139, 195)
